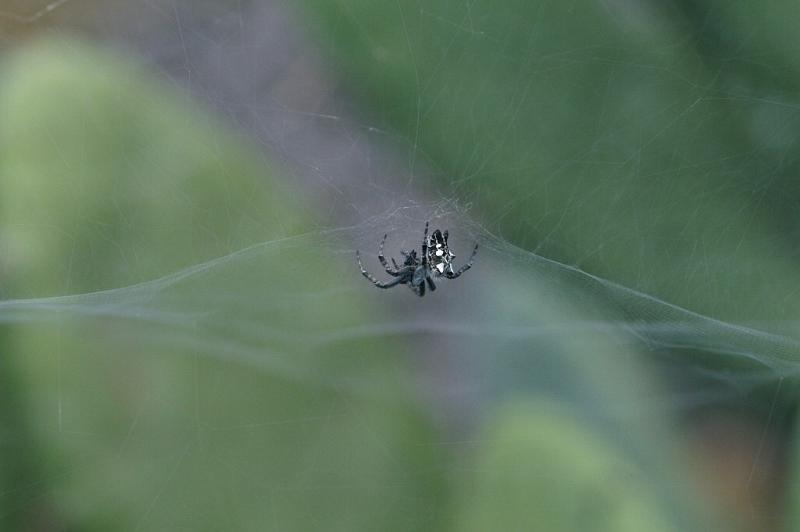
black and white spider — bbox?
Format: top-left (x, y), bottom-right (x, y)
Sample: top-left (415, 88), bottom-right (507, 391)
top-left (356, 222), bottom-right (478, 297)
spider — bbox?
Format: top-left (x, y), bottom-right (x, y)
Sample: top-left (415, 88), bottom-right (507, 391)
top-left (356, 222), bottom-right (478, 297)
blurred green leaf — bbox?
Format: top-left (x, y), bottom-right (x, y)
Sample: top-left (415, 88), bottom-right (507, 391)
top-left (0, 39), bottom-right (442, 531)
top-left (452, 401), bottom-right (677, 532)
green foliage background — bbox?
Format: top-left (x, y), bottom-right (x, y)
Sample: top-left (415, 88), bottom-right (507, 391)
top-left (1, 1), bottom-right (800, 530)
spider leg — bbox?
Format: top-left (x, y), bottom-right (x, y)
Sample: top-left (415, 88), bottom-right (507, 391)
top-left (426, 276), bottom-right (437, 292)
top-left (356, 251), bottom-right (406, 288)
top-left (444, 243), bottom-right (479, 279)
top-left (377, 234), bottom-right (401, 276)
top-left (421, 221), bottom-right (429, 266)
top-left (443, 230), bottom-right (449, 244)
top-left (417, 279), bottom-right (426, 297)
top-left (392, 257), bottom-right (400, 270)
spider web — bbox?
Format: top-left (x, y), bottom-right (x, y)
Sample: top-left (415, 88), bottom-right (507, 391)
top-left (0, 1), bottom-right (798, 531)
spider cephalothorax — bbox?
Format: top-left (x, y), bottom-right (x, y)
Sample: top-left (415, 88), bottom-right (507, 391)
top-left (356, 222), bottom-right (478, 297)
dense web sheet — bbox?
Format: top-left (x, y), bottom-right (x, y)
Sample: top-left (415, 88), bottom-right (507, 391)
top-left (1, 212), bottom-right (795, 396)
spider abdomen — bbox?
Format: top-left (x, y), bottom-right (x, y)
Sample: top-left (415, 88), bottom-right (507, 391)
top-left (426, 229), bottom-right (456, 276)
